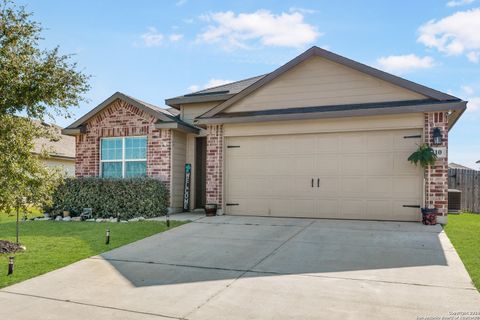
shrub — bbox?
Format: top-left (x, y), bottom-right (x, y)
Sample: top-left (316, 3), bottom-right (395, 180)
top-left (48, 177), bottom-right (169, 219)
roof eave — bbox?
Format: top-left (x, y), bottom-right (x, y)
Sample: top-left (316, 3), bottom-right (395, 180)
top-left (61, 126), bottom-right (86, 135)
top-left (154, 121), bottom-right (200, 134)
top-left (448, 104), bottom-right (467, 131)
top-left (195, 101), bottom-right (467, 125)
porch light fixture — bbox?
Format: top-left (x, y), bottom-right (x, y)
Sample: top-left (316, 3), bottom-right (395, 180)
top-left (432, 127), bottom-right (442, 145)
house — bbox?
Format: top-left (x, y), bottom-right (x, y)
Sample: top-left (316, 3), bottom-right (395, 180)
top-left (34, 121), bottom-right (76, 176)
top-left (449, 163), bottom-right (475, 170)
top-left (63, 47), bottom-right (466, 223)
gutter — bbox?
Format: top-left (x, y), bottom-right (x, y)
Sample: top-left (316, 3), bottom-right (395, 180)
top-left (195, 101), bottom-right (467, 125)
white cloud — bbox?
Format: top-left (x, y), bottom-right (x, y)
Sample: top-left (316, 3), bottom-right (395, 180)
top-left (446, 0), bottom-right (474, 7)
top-left (141, 27), bottom-right (164, 47)
top-left (288, 7), bottom-right (317, 14)
top-left (188, 85), bottom-right (200, 92)
top-left (418, 9), bottom-right (480, 62)
top-left (188, 79), bottom-right (234, 92)
top-left (467, 51), bottom-right (479, 63)
top-left (196, 10), bottom-right (320, 49)
top-left (169, 33), bottom-right (184, 42)
top-left (203, 79), bottom-right (233, 89)
top-left (455, 85), bottom-right (480, 112)
top-left (176, 0), bottom-right (187, 6)
top-left (462, 85), bottom-right (475, 95)
top-left (376, 54), bottom-right (435, 74)
top-left (468, 97), bottom-right (480, 111)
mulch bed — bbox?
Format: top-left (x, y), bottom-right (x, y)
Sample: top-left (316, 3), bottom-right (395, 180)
top-left (0, 240), bottom-right (24, 254)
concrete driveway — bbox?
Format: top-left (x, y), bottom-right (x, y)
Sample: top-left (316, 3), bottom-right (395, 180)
top-left (1, 215), bottom-right (479, 319)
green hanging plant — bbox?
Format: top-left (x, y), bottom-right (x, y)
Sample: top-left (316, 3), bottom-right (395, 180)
top-left (408, 144), bottom-right (437, 168)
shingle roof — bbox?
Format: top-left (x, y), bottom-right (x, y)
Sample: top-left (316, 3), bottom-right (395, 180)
top-left (165, 75), bottom-right (267, 107)
top-left (200, 46), bottom-right (460, 119)
top-left (32, 122), bottom-right (75, 159)
top-left (122, 93), bottom-right (178, 119)
top-left (186, 75), bottom-right (267, 96)
top-left (449, 162), bottom-right (475, 170)
top-left (63, 92), bottom-right (199, 135)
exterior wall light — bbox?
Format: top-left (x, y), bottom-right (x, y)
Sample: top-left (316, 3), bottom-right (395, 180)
top-left (432, 127), bottom-right (442, 145)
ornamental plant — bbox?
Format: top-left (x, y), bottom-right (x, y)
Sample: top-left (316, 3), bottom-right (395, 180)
top-left (48, 177), bottom-right (169, 219)
top-left (408, 143), bottom-right (437, 168)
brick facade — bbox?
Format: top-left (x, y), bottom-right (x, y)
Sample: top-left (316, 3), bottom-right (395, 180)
top-left (424, 112), bottom-right (449, 220)
top-left (205, 124), bottom-right (224, 211)
top-left (75, 99), bottom-right (172, 186)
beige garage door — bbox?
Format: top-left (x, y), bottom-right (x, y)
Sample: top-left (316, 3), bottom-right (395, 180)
top-left (225, 129), bottom-right (424, 221)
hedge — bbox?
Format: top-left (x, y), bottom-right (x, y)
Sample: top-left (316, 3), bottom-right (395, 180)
top-left (48, 177), bottom-right (169, 219)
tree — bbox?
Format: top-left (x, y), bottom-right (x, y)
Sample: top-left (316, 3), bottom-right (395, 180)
top-left (0, 0), bottom-right (90, 241)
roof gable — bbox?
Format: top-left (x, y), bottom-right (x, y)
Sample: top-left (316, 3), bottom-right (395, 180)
top-left (200, 46), bottom-right (459, 118)
top-left (66, 92), bottom-right (175, 131)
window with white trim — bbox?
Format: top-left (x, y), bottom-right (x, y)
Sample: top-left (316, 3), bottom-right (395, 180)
top-left (100, 136), bottom-right (147, 178)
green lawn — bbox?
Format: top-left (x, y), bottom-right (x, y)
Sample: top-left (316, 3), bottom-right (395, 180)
top-left (444, 213), bottom-right (480, 291)
top-left (0, 216), bottom-right (186, 288)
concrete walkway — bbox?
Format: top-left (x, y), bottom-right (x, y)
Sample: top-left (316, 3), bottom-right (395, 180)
top-left (1, 216), bottom-right (479, 319)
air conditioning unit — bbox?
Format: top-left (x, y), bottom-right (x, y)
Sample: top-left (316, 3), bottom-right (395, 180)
top-left (448, 189), bottom-right (462, 213)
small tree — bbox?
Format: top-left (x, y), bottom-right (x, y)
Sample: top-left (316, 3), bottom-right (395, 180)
top-left (0, 0), bottom-right (90, 243)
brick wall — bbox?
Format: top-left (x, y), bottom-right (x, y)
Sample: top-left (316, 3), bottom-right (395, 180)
top-left (424, 112), bottom-right (449, 220)
top-left (206, 124), bottom-right (224, 211)
top-left (76, 99), bottom-right (172, 186)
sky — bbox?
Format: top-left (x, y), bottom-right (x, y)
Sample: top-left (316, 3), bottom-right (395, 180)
top-left (20, 0), bottom-right (480, 169)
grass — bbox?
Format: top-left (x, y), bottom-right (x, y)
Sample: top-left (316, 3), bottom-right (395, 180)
top-left (444, 213), bottom-right (480, 291)
top-left (0, 215), bottom-right (186, 288)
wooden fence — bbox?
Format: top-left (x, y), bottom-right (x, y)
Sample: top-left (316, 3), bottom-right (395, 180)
top-left (448, 168), bottom-right (480, 213)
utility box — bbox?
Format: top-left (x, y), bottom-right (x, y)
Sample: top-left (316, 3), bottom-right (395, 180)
top-left (448, 189), bottom-right (462, 213)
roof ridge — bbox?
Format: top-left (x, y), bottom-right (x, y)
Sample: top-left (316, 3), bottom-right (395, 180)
top-left (190, 74), bottom-right (268, 94)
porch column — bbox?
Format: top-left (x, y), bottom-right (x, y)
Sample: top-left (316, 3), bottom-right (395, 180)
top-left (424, 112), bottom-right (449, 224)
top-left (206, 124), bottom-right (224, 214)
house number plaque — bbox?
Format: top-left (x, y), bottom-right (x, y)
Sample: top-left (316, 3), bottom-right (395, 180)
top-left (432, 147), bottom-right (447, 158)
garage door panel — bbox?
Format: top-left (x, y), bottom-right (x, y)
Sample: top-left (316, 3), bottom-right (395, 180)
top-left (340, 199), bottom-right (366, 219)
top-left (365, 200), bottom-right (394, 220)
top-left (340, 133), bottom-right (367, 153)
top-left (367, 132), bottom-right (394, 151)
top-left (269, 157), bottom-right (294, 175)
top-left (293, 176), bottom-right (319, 196)
top-left (392, 177), bottom-right (422, 197)
top-left (341, 155), bottom-right (366, 175)
top-left (293, 156), bottom-right (316, 175)
top-left (317, 177), bottom-right (339, 195)
top-left (393, 131), bottom-right (423, 151)
top-left (367, 153), bottom-right (394, 175)
top-left (394, 152), bottom-right (422, 175)
top-left (316, 155), bottom-right (340, 175)
top-left (341, 177), bottom-right (366, 197)
top-left (269, 136), bottom-right (294, 154)
top-left (392, 200), bottom-right (421, 221)
top-left (317, 134), bottom-right (339, 153)
top-left (226, 129), bottom-right (423, 221)
top-left (316, 199), bottom-right (339, 217)
top-left (270, 176), bottom-right (294, 197)
top-left (242, 158), bottom-right (271, 175)
top-left (366, 177), bottom-right (393, 197)
top-left (294, 135), bottom-right (317, 154)
top-left (290, 199), bottom-right (316, 217)
top-left (269, 199), bottom-right (296, 217)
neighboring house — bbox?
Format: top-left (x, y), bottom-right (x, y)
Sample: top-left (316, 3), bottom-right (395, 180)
top-left (34, 121), bottom-right (76, 176)
top-left (449, 162), bottom-right (475, 170)
top-left (63, 47), bottom-right (466, 223)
